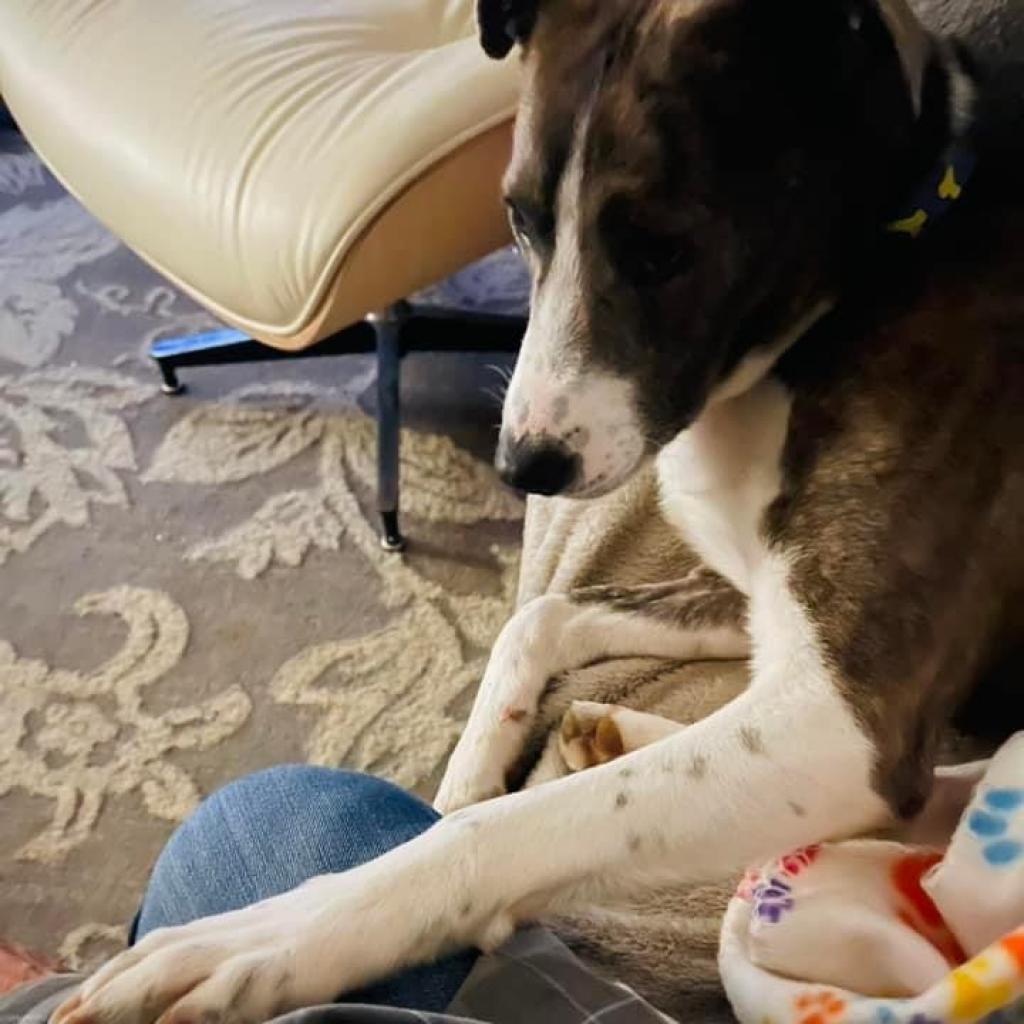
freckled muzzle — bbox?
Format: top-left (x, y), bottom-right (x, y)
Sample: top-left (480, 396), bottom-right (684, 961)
top-left (498, 360), bottom-right (649, 499)
top-left (495, 433), bottom-right (581, 496)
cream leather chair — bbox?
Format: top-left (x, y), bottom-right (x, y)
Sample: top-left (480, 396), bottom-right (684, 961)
top-left (0, 0), bottom-right (523, 549)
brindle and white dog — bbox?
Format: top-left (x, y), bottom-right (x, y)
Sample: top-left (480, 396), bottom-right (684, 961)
top-left (58, 1), bottom-right (1024, 1022)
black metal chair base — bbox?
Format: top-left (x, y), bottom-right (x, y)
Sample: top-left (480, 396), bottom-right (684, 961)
top-left (378, 511), bottom-right (406, 552)
top-left (149, 304), bottom-right (524, 551)
top-left (369, 305), bottom-right (406, 552)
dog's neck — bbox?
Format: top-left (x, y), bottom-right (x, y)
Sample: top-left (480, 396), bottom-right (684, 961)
top-left (707, 299), bottom-right (836, 407)
top-left (881, 26), bottom-right (976, 222)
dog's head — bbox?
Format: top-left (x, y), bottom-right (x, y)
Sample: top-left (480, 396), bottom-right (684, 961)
top-left (485, 0), bottom-right (955, 497)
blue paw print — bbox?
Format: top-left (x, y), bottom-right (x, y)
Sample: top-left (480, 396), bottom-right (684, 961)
top-left (752, 876), bottom-right (794, 924)
top-left (875, 1008), bottom-right (943, 1024)
top-left (968, 788), bottom-right (1024, 867)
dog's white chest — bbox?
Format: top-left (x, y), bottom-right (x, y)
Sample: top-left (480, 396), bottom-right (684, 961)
top-left (656, 378), bottom-right (791, 595)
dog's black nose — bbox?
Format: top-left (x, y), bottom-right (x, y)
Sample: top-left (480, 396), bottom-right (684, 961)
top-left (496, 436), bottom-right (580, 496)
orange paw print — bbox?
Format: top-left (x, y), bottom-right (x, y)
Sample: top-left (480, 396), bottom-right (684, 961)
top-left (794, 990), bottom-right (846, 1024)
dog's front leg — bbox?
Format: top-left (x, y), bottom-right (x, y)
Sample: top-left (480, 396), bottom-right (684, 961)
top-left (66, 608), bottom-right (886, 1024)
top-left (435, 572), bottom-right (747, 812)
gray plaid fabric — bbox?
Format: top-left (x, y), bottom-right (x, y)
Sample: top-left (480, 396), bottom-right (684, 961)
top-left (0, 928), bottom-right (676, 1024)
top-left (447, 929), bottom-right (674, 1024)
top-left (0, 974), bottom-right (79, 1024)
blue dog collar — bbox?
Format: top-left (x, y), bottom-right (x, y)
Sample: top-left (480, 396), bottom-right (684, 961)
top-left (886, 143), bottom-right (976, 239)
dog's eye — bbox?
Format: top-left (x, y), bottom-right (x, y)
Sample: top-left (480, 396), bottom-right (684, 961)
top-left (600, 199), bottom-right (693, 288)
top-left (505, 198), bottom-right (552, 254)
top-left (508, 204), bottom-right (532, 252)
top-left (623, 229), bottom-right (694, 288)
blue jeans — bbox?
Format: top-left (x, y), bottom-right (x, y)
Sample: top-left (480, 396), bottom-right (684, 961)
top-left (133, 766), bottom-right (478, 1013)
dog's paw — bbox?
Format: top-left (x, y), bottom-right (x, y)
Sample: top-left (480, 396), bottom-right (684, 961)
top-left (559, 701), bottom-right (626, 772)
top-left (558, 702), bottom-right (687, 772)
top-left (55, 926), bottom-right (295, 1024)
top-left (53, 878), bottom-right (358, 1024)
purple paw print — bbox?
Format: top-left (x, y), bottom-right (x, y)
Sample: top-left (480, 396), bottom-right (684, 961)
top-left (752, 876), bottom-right (794, 923)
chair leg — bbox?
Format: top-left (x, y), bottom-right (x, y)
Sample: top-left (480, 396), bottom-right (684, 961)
top-left (369, 305), bottom-right (408, 553)
top-left (150, 327), bottom-right (252, 396)
top-left (156, 360), bottom-right (186, 395)
top-left (147, 304), bottom-right (523, 551)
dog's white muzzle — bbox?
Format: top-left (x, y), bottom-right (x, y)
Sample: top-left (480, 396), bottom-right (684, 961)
top-left (497, 364), bottom-right (647, 498)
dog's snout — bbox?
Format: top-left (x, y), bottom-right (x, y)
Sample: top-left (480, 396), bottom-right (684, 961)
top-left (497, 436), bottom-right (580, 496)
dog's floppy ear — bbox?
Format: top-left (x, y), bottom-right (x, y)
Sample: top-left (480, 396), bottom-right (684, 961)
top-left (477, 0), bottom-right (540, 59)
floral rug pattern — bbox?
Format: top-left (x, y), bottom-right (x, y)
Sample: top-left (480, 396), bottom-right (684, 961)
top-left (0, 125), bottom-right (526, 968)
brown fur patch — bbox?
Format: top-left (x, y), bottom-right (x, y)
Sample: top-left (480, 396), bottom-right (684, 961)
top-left (766, 175), bottom-right (1024, 813)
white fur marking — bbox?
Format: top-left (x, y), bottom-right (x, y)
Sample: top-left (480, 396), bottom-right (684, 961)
top-left (659, 377), bottom-right (791, 593)
top-left (501, 113), bottom-right (647, 496)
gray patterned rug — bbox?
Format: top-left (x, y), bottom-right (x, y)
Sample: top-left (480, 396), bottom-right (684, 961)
top-left (0, 124), bottom-right (530, 969)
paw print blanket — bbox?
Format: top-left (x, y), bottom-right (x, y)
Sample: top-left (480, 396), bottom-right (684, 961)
top-left (719, 732), bottom-right (1024, 1024)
